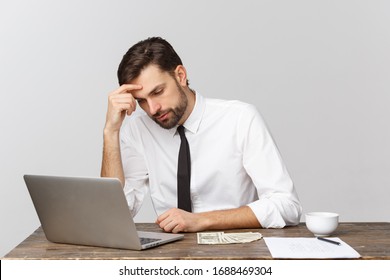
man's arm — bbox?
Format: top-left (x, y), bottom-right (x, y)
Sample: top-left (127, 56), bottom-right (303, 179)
top-left (157, 103), bottom-right (302, 233)
top-left (101, 130), bottom-right (125, 185)
top-left (101, 84), bottom-right (142, 186)
top-left (156, 206), bottom-right (261, 233)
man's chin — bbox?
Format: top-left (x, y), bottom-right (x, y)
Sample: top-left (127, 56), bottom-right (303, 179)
top-left (153, 118), bottom-right (178, 130)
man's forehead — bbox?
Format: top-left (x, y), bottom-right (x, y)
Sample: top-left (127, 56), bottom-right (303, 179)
top-left (130, 65), bottom-right (171, 96)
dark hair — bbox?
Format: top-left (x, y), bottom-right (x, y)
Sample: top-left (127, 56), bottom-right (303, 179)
top-left (117, 37), bottom-right (187, 85)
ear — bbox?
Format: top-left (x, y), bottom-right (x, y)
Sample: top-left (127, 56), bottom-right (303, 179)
top-left (174, 65), bottom-right (188, 87)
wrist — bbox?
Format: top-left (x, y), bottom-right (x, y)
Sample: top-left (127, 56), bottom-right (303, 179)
top-left (197, 212), bottom-right (215, 231)
top-left (102, 127), bottom-right (121, 151)
top-left (103, 125), bottom-right (120, 137)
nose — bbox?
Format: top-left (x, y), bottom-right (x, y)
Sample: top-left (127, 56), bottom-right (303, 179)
top-left (147, 98), bottom-right (161, 116)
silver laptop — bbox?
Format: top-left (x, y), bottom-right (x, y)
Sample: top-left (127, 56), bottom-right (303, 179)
top-left (24, 174), bottom-right (184, 250)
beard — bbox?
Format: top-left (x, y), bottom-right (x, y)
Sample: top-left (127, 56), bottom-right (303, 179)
top-left (152, 81), bottom-right (188, 129)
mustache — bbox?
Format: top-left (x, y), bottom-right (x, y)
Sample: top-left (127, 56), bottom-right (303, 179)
top-left (153, 109), bottom-right (171, 118)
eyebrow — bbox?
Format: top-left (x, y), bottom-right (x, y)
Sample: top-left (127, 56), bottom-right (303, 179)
top-left (134, 83), bottom-right (166, 101)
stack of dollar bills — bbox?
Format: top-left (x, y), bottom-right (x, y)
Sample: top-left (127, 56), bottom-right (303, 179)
top-left (197, 231), bottom-right (263, 244)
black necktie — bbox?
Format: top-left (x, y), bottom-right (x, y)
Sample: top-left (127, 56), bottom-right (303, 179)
top-left (177, 125), bottom-right (192, 212)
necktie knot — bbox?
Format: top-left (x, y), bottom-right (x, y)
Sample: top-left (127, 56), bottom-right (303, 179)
top-left (177, 125), bottom-right (185, 138)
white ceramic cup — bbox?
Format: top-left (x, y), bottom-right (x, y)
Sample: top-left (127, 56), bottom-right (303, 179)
top-left (305, 212), bottom-right (339, 237)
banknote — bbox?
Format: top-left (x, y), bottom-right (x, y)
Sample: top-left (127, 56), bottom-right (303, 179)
top-left (197, 231), bottom-right (262, 244)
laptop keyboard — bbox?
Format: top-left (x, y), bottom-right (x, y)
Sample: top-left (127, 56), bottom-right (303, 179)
top-left (140, 237), bottom-right (162, 245)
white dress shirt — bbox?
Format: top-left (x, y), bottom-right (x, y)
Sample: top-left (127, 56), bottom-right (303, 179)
top-left (120, 92), bottom-right (302, 228)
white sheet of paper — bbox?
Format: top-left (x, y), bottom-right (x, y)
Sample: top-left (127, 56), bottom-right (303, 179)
top-left (263, 237), bottom-right (361, 259)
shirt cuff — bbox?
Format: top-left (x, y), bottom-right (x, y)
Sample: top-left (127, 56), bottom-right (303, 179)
top-left (247, 198), bottom-right (288, 228)
top-left (123, 180), bottom-right (148, 217)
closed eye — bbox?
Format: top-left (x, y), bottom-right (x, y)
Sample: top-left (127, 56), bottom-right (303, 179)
top-left (151, 88), bottom-right (164, 96)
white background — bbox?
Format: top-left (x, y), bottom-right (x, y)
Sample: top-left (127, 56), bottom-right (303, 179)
top-left (1, 0), bottom-right (389, 257)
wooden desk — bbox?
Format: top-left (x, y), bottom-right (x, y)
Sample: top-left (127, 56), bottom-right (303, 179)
top-left (3, 223), bottom-right (390, 260)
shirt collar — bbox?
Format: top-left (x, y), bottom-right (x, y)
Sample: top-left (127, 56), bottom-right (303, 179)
top-left (167, 91), bottom-right (205, 137)
top-left (182, 91), bottom-right (205, 134)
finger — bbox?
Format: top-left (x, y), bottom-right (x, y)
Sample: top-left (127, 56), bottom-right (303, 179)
top-left (109, 93), bottom-right (135, 100)
top-left (157, 214), bottom-right (180, 233)
top-left (112, 96), bottom-right (134, 106)
top-left (116, 84), bottom-right (143, 94)
top-left (107, 85), bottom-right (142, 99)
top-left (127, 106), bottom-right (135, 116)
top-left (120, 101), bottom-right (136, 115)
top-left (113, 103), bottom-right (134, 114)
top-left (109, 95), bottom-right (136, 111)
top-left (156, 209), bottom-right (172, 224)
top-left (162, 220), bottom-right (179, 233)
top-left (156, 215), bottom-right (171, 229)
top-left (108, 95), bottom-right (136, 106)
top-left (171, 224), bottom-right (183, 234)
top-left (108, 94), bottom-right (134, 106)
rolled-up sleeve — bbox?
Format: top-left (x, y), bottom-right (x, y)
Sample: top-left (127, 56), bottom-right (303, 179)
top-left (241, 105), bottom-right (302, 228)
top-left (120, 117), bottom-right (149, 217)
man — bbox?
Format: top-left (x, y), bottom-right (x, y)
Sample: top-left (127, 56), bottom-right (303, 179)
top-left (101, 37), bottom-right (302, 233)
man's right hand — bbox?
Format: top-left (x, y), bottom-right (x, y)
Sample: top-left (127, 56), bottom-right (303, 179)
top-left (104, 84), bottom-right (143, 133)
top-left (101, 84), bottom-right (142, 185)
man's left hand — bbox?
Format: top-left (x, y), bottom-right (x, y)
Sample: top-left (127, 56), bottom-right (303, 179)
top-left (156, 208), bottom-right (206, 233)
